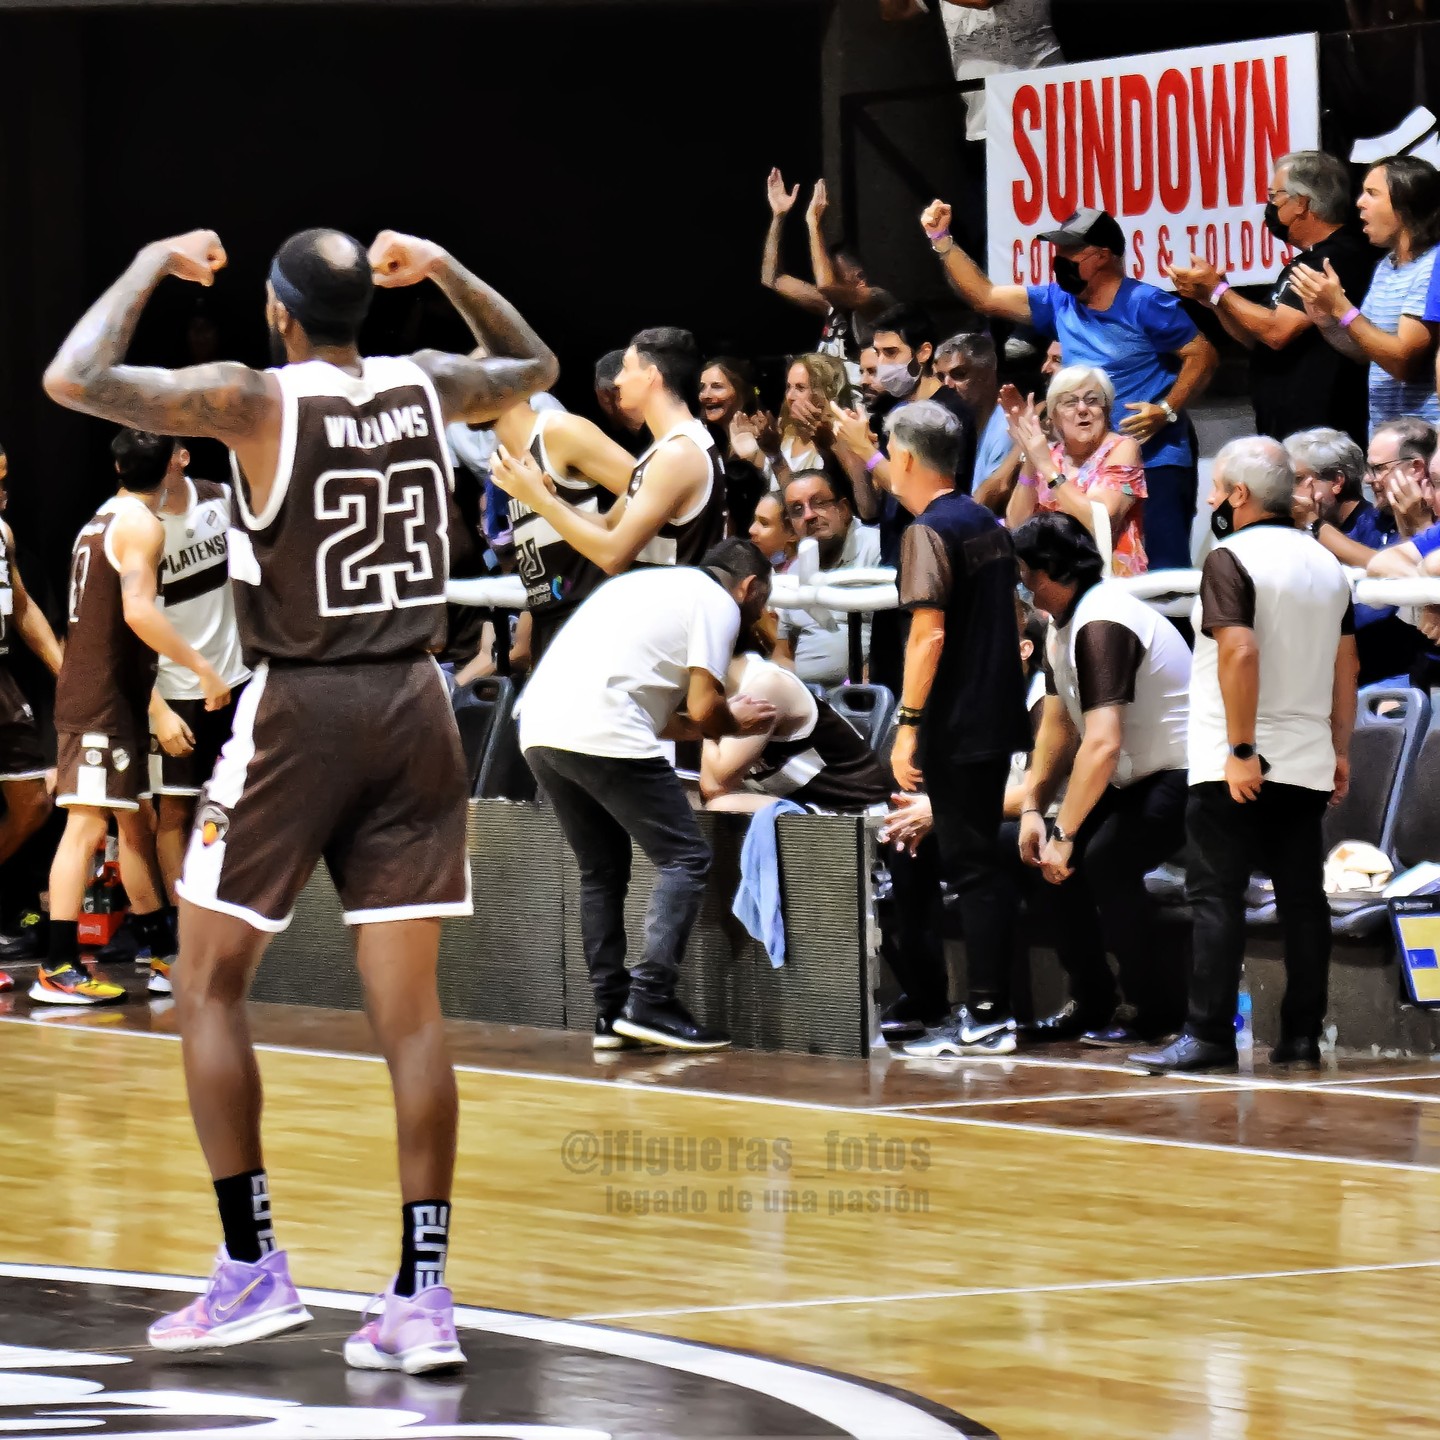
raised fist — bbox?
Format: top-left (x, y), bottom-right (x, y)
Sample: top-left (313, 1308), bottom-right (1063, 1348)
top-left (920, 199), bottom-right (952, 236)
top-left (368, 231), bottom-right (447, 288)
top-left (155, 231), bottom-right (227, 287)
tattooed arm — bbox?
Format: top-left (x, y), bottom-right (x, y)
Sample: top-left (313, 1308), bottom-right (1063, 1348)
top-left (43, 231), bottom-right (278, 446)
top-left (369, 231), bottom-right (559, 426)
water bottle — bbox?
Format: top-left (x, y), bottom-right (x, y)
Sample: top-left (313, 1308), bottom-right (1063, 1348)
top-left (1234, 988), bottom-right (1253, 1053)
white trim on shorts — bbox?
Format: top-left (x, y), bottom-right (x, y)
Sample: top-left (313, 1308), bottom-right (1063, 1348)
top-left (341, 844), bottom-right (474, 927)
top-left (57, 793), bottom-right (141, 812)
top-left (151, 784), bottom-right (203, 799)
top-left (174, 884), bottom-right (294, 934)
top-left (0, 769), bottom-right (50, 783)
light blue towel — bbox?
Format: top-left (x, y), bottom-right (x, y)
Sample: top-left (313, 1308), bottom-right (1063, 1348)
top-left (733, 799), bottom-right (804, 968)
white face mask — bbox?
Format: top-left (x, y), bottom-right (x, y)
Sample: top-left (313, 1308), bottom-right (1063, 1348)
top-left (874, 360), bottom-right (919, 399)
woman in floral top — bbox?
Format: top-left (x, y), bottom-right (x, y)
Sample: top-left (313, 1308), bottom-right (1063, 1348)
top-left (1003, 364), bottom-right (1148, 575)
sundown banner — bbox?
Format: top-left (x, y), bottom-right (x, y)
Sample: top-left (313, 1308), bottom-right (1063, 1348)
top-left (985, 34), bottom-right (1321, 291)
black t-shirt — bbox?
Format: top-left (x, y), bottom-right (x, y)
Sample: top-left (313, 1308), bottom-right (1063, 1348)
top-left (899, 491), bottom-right (1030, 767)
top-left (1251, 228), bottom-right (1377, 451)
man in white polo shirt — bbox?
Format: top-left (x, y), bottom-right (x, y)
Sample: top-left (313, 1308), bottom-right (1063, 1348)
top-left (1132, 437), bottom-right (1358, 1075)
top-left (1012, 513), bottom-right (1192, 1048)
top-left (521, 539), bottom-right (776, 1053)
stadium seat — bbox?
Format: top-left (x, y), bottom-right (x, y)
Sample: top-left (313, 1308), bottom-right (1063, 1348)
top-left (826, 683), bottom-right (896, 753)
top-left (452, 675), bottom-right (524, 799)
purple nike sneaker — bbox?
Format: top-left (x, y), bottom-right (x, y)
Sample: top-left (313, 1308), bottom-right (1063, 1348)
top-left (344, 1283), bottom-right (466, 1374)
top-left (148, 1247), bottom-right (312, 1352)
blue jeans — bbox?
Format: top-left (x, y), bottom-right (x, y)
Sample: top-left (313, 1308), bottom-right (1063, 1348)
top-left (525, 747), bottom-right (711, 1013)
top-left (1142, 463), bottom-right (1199, 572)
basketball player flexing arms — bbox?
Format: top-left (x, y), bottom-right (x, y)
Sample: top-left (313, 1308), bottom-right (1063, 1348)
top-left (44, 227), bottom-right (556, 1370)
top-left (491, 326), bottom-right (727, 575)
top-left (0, 448), bottom-right (64, 993)
top-left (32, 430), bottom-right (229, 1007)
top-left (148, 440), bottom-right (251, 936)
top-left (490, 397), bottom-right (633, 662)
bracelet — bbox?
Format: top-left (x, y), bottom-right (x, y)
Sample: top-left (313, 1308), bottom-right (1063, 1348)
top-left (925, 227), bottom-right (950, 244)
top-left (932, 236), bottom-right (955, 256)
top-left (1018, 473), bottom-right (1037, 489)
top-left (1021, 807), bottom-right (1041, 816)
top-left (865, 451), bottom-right (884, 473)
top-left (1339, 306), bottom-right (1361, 329)
top-left (1210, 281), bottom-right (1231, 305)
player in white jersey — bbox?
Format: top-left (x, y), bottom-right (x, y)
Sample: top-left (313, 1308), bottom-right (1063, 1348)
top-left (148, 442), bottom-right (252, 966)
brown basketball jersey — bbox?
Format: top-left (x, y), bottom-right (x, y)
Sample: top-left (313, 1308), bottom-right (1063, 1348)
top-left (627, 418), bottom-right (727, 568)
top-left (229, 357), bottom-right (453, 664)
top-left (54, 496), bottom-right (157, 734)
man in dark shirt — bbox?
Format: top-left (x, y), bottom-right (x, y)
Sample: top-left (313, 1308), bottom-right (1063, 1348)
top-left (825, 303), bottom-right (977, 697)
top-left (1173, 151), bottom-right (1376, 451)
top-left (882, 399), bottom-right (1031, 1056)
top-left (1287, 426), bottom-right (1417, 683)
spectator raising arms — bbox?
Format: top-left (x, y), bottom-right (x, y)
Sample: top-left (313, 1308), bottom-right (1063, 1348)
top-left (1172, 150), bottom-right (1376, 450)
top-left (761, 171), bottom-right (892, 365)
top-left (1289, 156), bottom-right (1440, 431)
top-left (922, 200), bottom-right (1216, 570)
top-left (1005, 366), bottom-right (1148, 576)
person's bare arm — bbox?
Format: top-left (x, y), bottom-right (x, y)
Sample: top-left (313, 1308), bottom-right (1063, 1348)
top-left (1331, 632), bottom-right (1360, 803)
top-left (762, 170), bottom-right (829, 317)
top-left (1291, 259), bottom-right (1436, 380)
top-left (892, 607), bottom-right (945, 790)
top-left (546, 413), bottom-right (637, 497)
top-left (920, 201), bottom-right (1032, 323)
top-left (43, 232), bottom-right (277, 445)
top-left (806, 181), bottom-right (837, 292)
top-left (974, 445), bottom-right (1024, 514)
top-left (1164, 332), bottom-right (1218, 413)
top-left (1220, 293), bottom-right (1311, 352)
top-left (1052, 705), bottom-right (1124, 836)
top-left (684, 668), bottom-right (776, 741)
top-left (112, 511), bottom-right (228, 710)
top-left (492, 439), bottom-right (699, 575)
top-left (1021, 696), bottom-right (1080, 816)
top-left (6, 539), bottom-right (62, 676)
top-left (1372, 539), bottom-right (1423, 576)
top-left (370, 232), bottom-right (558, 426)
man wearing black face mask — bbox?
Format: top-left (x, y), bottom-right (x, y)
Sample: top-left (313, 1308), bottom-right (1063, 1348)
top-left (921, 201), bottom-right (1217, 572)
top-left (1173, 151), bottom-right (1375, 452)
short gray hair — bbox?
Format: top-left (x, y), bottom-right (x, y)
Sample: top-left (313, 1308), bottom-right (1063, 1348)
top-left (1046, 364), bottom-right (1115, 414)
top-left (933, 332), bottom-right (997, 371)
top-left (1373, 415), bottom-right (1438, 467)
top-left (1284, 427), bottom-right (1366, 502)
top-left (1215, 435), bottom-right (1295, 518)
top-left (1275, 150), bottom-right (1352, 225)
top-left (885, 399), bottom-right (963, 477)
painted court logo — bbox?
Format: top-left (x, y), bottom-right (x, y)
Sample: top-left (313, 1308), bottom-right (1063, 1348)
top-left (0, 1265), bottom-right (994, 1438)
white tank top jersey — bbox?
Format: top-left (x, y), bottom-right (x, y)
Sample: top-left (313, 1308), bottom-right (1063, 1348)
top-left (157, 477), bottom-right (251, 701)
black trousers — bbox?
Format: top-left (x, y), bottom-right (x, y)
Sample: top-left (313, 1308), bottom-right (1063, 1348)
top-left (1045, 770), bottom-right (1188, 1029)
top-left (927, 755), bottom-right (1015, 1015)
top-left (880, 834), bottom-right (947, 1018)
top-left (1184, 780), bottom-right (1331, 1046)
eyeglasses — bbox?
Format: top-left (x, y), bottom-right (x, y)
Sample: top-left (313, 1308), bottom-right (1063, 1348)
top-left (1054, 393), bottom-right (1106, 413)
top-left (787, 498), bottom-right (842, 519)
top-left (936, 369), bottom-right (962, 384)
top-left (1267, 187), bottom-right (1294, 205)
top-left (1369, 458), bottom-right (1411, 479)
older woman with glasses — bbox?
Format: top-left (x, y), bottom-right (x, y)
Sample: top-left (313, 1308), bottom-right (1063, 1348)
top-left (1004, 364), bottom-right (1148, 575)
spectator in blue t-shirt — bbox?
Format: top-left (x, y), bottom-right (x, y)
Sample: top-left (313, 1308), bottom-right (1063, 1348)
top-left (920, 200), bottom-right (1217, 570)
top-left (1290, 156), bottom-right (1440, 432)
top-left (934, 332), bottom-right (1020, 512)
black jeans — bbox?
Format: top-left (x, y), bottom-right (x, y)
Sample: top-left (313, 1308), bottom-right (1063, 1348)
top-left (1045, 770), bottom-right (1188, 1029)
top-left (1184, 780), bottom-right (1331, 1046)
top-left (525, 747), bottom-right (711, 1013)
top-left (1140, 462), bottom-right (1199, 572)
top-left (927, 755), bottom-right (1014, 1015)
top-left (880, 834), bottom-right (948, 1018)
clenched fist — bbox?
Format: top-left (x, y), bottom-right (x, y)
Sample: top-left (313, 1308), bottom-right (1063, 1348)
top-left (151, 231), bottom-right (227, 287)
top-left (368, 231), bottom-right (448, 288)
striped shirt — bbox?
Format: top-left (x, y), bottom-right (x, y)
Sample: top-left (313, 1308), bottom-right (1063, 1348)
top-left (1360, 246), bottom-right (1440, 431)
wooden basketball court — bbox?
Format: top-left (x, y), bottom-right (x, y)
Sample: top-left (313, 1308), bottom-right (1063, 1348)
top-left (3, 977), bottom-right (1439, 1437)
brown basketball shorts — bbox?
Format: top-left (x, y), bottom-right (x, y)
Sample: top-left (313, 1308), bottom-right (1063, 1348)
top-left (0, 667), bottom-right (46, 783)
top-left (176, 656), bottom-right (472, 931)
top-left (56, 716), bottom-right (150, 812)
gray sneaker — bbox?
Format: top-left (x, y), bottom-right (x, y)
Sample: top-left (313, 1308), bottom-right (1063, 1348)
top-left (901, 1007), bottom-right (1016, 1057)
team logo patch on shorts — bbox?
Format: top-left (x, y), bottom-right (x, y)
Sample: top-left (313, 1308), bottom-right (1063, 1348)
top-left (85, 749), bottom-right (101, 766)
top-left (196, 801), bottom-right (229, 847)
top-left (113, 748), bottom-right (130, 773)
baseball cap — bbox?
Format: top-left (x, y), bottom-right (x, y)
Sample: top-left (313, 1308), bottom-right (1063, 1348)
top-left (1037, 208), bottom-right (1126, 255)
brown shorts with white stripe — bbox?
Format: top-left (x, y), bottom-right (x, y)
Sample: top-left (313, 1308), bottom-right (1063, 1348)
top-left (176, 656), bottom-right (472, 932)
top-left (0, 666), bottom-right (46, 782)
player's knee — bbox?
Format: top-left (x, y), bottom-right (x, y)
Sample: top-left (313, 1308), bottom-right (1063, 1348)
top-left (63, 807), bottom-right (108, 851)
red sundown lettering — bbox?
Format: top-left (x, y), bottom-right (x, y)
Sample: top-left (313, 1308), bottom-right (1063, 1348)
top-left (1131, 229), bottom-right (1147, 280)
top-left (1157, 225), bottom-right (1174, 275)
top-left (1012, 239), bottom-right (1025, 284)
top-left (1240, 222), bottom-right (1256, 269)
top-left (1044, 81), bottom-right (1079, 218)
top-left (1120, 74), bottom-right (1153, 212)
top-left (1251, 57), bottom-right (1290, 202)
top-left (1012, 85), bottom-right (1043, 226)
top-left (1156, 69), bottom-right (1190, 213)
top-left (1260, 227), bottom-right (1275, 267)
top-left (1191, 62), bottom-right (1249, 207)
top-left (1081, 76), bottom-right (1117, 213)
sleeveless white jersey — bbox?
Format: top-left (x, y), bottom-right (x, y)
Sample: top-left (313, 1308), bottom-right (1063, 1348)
top-left (157, 477), bottom-right (250, 700)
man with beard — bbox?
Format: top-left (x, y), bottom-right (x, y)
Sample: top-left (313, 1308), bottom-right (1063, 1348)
top-left (43, 224), bottom-right (556, 1366)
top-left (921, 202), bottom-right (1218, 570)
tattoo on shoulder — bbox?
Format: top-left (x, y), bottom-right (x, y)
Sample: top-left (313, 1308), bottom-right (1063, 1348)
top-left (81, 363), bottom-right (273, 442)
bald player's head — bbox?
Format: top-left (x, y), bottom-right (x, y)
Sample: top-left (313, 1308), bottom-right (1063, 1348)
top-left (266, 228), bottom-right (373, 359)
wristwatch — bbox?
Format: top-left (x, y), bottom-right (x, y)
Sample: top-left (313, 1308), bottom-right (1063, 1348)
top-left (1051, 821), bottom-right (1072, 844)
top-left (897, 706), bottom-right (923, 727)
top-left (1310, 518), bottom-right (1325, 538)
top-left (1159, 400), bottom-right (1178, 425)
top-left (1230, 743), bottom-right (1257, 761)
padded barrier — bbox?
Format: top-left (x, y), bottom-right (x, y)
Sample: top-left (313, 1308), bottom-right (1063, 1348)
top-left (251, 800), bottom-right (877, 1058)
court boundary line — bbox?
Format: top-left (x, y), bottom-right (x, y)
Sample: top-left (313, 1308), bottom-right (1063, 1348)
top-left (575, 1256), bottom-right (1440, 1323)
top-left (870, 1084), bottom-right (1256, 1109)
top-left (9, 1014), bottom-right (1440, 1175)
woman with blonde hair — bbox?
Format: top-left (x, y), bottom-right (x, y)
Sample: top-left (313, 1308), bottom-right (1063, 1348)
top-left (1004, 364), bottom-right (1148, 575)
